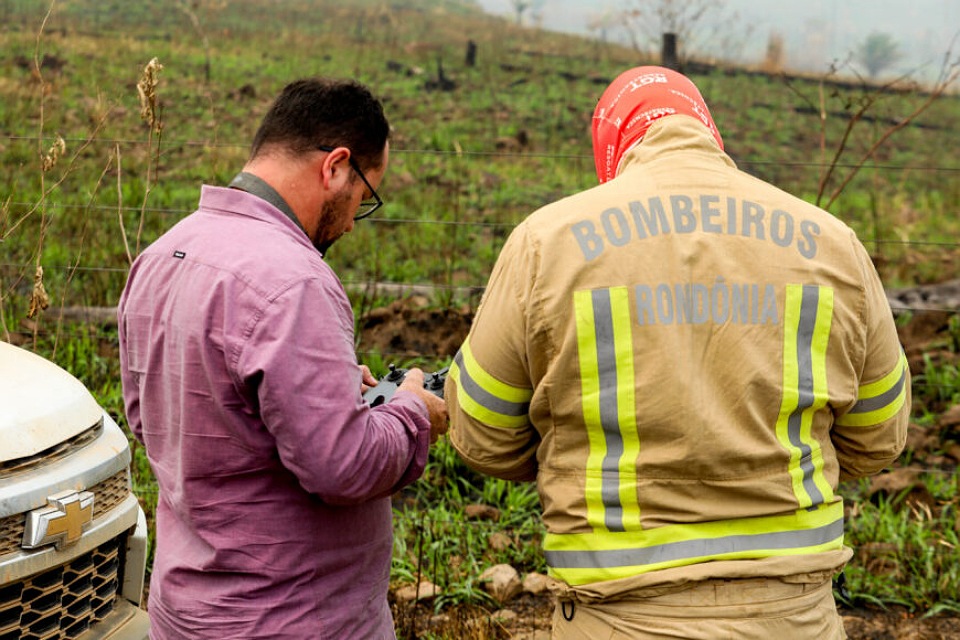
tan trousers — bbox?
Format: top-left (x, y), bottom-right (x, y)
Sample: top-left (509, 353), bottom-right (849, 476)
top-left (551, 576), bottom-right (846, 639)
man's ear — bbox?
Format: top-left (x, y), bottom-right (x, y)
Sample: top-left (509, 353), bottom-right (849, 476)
top-left (319, 146), bottom-right (352, 191)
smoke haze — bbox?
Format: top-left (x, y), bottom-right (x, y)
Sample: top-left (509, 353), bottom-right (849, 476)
top-left (475, 0), bottom-right (958, 80)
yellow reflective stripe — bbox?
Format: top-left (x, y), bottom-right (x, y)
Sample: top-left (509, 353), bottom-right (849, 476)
top-left (544, 501), bottom-right (845, 585)
top-left (858, 350), bottom-right (908, 398)
top-left (458, 340), bottom-right (533, 404)
top-left (611, 290), bottom-right (641, 532)
top-left (450, 339), bottom-right (532, 429)
top-left (836, 351), bottom-right (909, 427)
top-left (778, 286), bottom-right (807, 506)
top-left (776, 285), bottom-right (835, 510)
top-left (808, 287), bottom-right (835, 504)
top-left (576, 288), bottom-right (641, 533)
top-left (575, 290), bottom-right (608, 531)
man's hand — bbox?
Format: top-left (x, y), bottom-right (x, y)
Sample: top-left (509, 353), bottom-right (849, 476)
top-left (399, 368), bottom-right (449, 444)
top-left (359, 364), bottom-right (378, 393)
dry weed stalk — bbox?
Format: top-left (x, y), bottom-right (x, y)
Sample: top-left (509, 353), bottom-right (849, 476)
top-left (818, 45), bottom-right (960, 210)
top-left (50, 154), bottom-right (114, 357)
top-left (2, 120), bottom-right (108, 243)
top-left (14, 0), bottom-right (111, 345)
top-left (175, 1), bottom-right (213, 82)
top-left (137, 57), bottom-right (164, 134)
top-left (0, 197), bottom-right (9, 237)
top-left (0, 273), bottom-right (9, 343)
top-left (40, 135), bottom-right (66, 172)
top-left (28, 265), bottom-right (50, 320)
top-left (30, 0), bottom-right (56, 345)
top-left (132, 57), bottom-right (165, 258)
top-left (783, 41), bottom-right (960, 214)
top-left (116, 144), bottom-right (133, 265)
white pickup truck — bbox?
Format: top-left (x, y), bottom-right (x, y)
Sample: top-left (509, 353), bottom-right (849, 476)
top-left (0, 340), bottom-right (149, 639)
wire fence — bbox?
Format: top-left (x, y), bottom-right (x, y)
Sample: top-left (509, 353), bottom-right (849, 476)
top-left (2, 136), bottom-right (958, 330)
top-left (4, 134), bottom-right (958, 372)
top-left (0, 133), bottom-right (960, 380)
top-left (5, 133), bottom-right (960, 173)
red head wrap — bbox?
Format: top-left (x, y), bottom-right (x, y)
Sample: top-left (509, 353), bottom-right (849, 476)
top-left (592, 66), bottom-right (723, 183)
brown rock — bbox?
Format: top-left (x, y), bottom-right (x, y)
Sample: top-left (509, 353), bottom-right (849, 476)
top-left (511, 632), bottom-right (552, 640)
top-left (867, 467), bottom-right (922, 496)
top-left (946, 442), bottom-right (960, 462)
top-left (904, 423), bottom-right (938, 453)
top-left (522, 572), bottom-right (552, 596)
top-left (490, 609), bottom-right (518, 624)
top-left (464, 503), bottom-right (501, 521)
top-left (479, 564), bottom-right (523, 604)
top-left (488, 531), bottom-right (512, 551)
top-left (938, 404), bottom-right (960, 429)
top-left (394, 580), bottom-right (440, 603)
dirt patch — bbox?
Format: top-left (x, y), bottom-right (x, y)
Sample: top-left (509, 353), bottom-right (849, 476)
top-left (842, 608), bottom-right (960, 640)
top-left (393, 595), bottom-right (960, 639)
top-left (358, 295), bottom-right (473, 360)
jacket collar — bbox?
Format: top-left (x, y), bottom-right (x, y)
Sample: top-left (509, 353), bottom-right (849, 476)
top-left (617, 115), bottom-right (736, 177)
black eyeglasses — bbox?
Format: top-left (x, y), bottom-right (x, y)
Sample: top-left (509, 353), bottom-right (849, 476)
top-left (317, 145), bottom-right (383, 220)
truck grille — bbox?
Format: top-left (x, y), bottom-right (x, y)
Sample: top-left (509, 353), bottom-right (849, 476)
top-left (0, 470), bottom-right (130, 556)
top-left (0, 534), bottom-right (124, 640)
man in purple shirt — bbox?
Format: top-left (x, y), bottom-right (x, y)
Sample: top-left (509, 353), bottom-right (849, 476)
top-left (118, 78), bottom-right (448, 639)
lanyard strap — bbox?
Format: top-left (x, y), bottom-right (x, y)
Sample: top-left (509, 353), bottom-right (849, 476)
top-left (228, 172), bottom-right (306, 235)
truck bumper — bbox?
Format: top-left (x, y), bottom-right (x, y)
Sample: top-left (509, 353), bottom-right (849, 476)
top-left (78, 599), bottom-right (150, 640)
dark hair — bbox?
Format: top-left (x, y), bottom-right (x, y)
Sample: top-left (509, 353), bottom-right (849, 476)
top-left (250, 78), bottom-right (390, 170)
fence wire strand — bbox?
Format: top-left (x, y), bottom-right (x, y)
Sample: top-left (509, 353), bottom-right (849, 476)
top-left (4, 134), bottom-right (960, 172)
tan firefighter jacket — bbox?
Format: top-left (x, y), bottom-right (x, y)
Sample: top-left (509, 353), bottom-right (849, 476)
top-left (446, 115), bottom-right (910, 600)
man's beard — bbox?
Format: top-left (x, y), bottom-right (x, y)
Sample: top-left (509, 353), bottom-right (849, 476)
top-left (312, 188), bottom-right (352, 255)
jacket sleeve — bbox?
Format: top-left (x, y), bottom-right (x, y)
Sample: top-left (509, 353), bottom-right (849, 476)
top-left (236, 277), bottom-right (431, 505)
top-left (446, 224), bottom-right (540, 482)
top-left (832, 239), bottom-right (910, 481)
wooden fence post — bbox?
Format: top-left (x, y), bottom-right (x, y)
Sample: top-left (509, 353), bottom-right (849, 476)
top-left (661, 32), bottom-right (679, 70)
top-left (466, 40), bottom-right (477, 67)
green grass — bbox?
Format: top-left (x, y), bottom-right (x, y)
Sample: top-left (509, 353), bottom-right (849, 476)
top-left (391, 437), bottom-right (545, 611)
top-left (25, 322), bottom-right (960, 620)
top-left (842, 476), bottom-right (960, 614)
top-left (3, 0), bottom-right (960, 625)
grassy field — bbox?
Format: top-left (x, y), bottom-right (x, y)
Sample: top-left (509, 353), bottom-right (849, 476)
top-left (2, 0), bottom-right (959, 630)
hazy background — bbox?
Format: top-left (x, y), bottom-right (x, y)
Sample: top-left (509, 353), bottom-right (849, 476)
top-left (474, 0), bottom-right (958, 80)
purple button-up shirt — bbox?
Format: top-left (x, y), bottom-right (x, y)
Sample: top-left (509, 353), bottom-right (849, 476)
top-left (118, 186), bottom-right (431, 639)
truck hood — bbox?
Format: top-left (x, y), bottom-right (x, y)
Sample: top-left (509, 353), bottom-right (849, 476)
top-left (0, 341), bottom-right (103, 463)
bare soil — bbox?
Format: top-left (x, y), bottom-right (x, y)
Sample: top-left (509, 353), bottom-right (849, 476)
top-left (393, 594), bottom-right (960, 639)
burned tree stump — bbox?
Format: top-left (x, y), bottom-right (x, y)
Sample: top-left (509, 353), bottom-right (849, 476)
top-left (465, 39), bottom-right (477, 67)
top-left (661, 33), bottom-right (679, 70)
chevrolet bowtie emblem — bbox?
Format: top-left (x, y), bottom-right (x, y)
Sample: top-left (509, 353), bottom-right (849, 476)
top-left (22, 490), bottom-right (95, 550)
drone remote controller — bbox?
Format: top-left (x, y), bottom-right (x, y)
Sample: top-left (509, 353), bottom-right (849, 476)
top-left (364, 364), bottom-right (448, 407)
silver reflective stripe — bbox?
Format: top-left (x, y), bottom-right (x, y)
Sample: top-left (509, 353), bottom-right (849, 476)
top-left (453, 351), bottom-right (529, 417)
top-left (847, 367), bottom-right (908, 414)
top-left (592, 289), bottom-right (626, 532)
top-left (544, 517), bottom-right (845, 570)
top-left (788, 285), bottom-right (825, 508)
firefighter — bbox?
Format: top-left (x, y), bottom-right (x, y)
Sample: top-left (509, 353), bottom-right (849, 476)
top-left (445, 66), bottom-right (910, 638)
